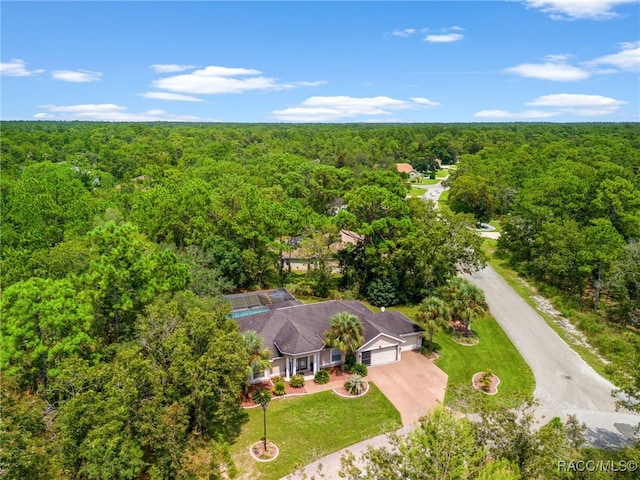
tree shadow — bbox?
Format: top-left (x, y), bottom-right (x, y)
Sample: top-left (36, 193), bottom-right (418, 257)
top-left (585, 425), bottom-right (636, 449)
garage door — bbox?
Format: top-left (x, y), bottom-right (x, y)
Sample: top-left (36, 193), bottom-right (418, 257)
top-left (368, 346), bottom-right (397, 366)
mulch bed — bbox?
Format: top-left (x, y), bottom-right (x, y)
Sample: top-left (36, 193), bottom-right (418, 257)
top-left (472, 372), bottom-right (500, 395)
top-left (450, 321), bottom-right (473, 335)
top-left (240, 367), bottom-right (354, 407)
top-left (250, 441), bottom-right (279, 462)
top-left (333, 380), bottom-right (370, 398)
top-left (241, 379), bottom-right (307, 408)
top-left (325, 366), bottom-right (350, 382)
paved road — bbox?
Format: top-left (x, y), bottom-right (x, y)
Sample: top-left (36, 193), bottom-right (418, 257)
top-left (411, 177), bottom-right (448, 205)
top-left (467, 266), bottom-right (639, 448)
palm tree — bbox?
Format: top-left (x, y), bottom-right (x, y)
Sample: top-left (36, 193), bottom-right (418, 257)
top-left (415, 296), bottom-right (451, 353)
top-left (438, 277), bottom-right (487, 336)
top-left (242, 330), bottom-right (272, 380)
top-left (324, 312), bottom-right (365, 364)
top-left (251, 387), bottom-right (272, 452)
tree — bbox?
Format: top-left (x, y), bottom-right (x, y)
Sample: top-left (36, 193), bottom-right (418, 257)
top-left (138, 294), bottom-right (248, 440)
top-left (339, 406), bottom-right (485, 479)
top-left (243, 330), bottom-right (273, 381)
top-left (0, 375), bottom-right (60, 480)
top-left (447, 174), bottom-right (496, 224)
top-left (607, 241), bottom-right (640, 326)
top-left (324, 312), bottom-right (365, 362)
top-left (0, 277), bottom-right (94, 399)
top-left (251, 388), bottom-right (272, 452)
top-left (86, 221), bottom-right (190, 343)
top-left (437, 277), bottom-right (488, 336)
top-left (415, 297), bottom-right (451, 353)
top-left (2, 161), bottom-right (96, 251)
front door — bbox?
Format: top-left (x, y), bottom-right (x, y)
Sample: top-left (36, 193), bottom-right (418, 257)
top-left (361, 350), bottom-right (371, 366)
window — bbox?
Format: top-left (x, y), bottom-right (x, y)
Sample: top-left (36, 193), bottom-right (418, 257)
top-left (331, 349), bottom-right (342, 363)
top-left (252, 362), bottom-right (264, 380)
top-left (296, 357), bottom-right (308, 371)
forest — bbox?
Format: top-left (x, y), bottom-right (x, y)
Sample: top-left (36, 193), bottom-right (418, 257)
top-left (1, 121), bottom-right (639, 479)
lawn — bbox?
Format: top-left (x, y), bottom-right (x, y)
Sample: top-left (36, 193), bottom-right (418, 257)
top-left (432, 314), bottom-right (535, 408)
top-left (408, 186), bottom-right (427, 196)
top-left (437, 189), bottom-right (451, 212)
top-left (229, 384), bottom-right (401, 480)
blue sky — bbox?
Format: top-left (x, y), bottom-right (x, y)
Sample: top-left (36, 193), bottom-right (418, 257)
top-left (1, 1), bottom-right (639, 122)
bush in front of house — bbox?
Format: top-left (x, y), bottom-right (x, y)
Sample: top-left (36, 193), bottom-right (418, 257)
top-left (314, 369), bottom-right (330, 384)
top-left (272, 376), bottom-right (286, 396)
top-left (289, 374), bottom-right (305, 388)
top-left (350, 363), bottom-right (368, 377)
top-left (344, 374), bottom-right (365, 395)
top-left (344, 353), bottom-right (356, 371)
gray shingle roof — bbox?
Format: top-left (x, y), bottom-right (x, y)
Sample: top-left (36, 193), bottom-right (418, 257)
top-left (235, 300), bottom-right (423, 357)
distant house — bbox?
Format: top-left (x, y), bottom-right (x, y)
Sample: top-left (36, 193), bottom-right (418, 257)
top-left (280, 229), bottom-right (364, 272)
top-left (396, 163), bottom-right (420, 178)
top-left (226, 290), bottom-right (423, 382)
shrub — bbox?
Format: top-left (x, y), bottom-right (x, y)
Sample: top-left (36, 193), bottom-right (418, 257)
top-left (289, 374), bottom-right (305, 388)
top-left (272, 376), bottom-right (286, 396)
top-left (350, 363), bottom-right (368, 377)
top-left (344, 374), bottom-right (364, 395)
top-left (479, 371), bottom-right (493, 392)
top-left (344, 353), bottom-right (356, 371)
top-left (314, 369), bottom-right (330, 384)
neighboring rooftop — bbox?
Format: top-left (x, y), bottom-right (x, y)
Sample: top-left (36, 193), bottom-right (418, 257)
top-left (396, 163), bottom-right (416, 174)
top-left (225, 288), bottom-right (302, 318)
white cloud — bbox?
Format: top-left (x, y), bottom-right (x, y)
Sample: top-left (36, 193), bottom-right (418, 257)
top-left (271, 95), bottom-right (439, 122)
top-left (475, 93), bottom-right (626, 119)
top-left (584, 41), bottom-right (640, 71)
top-left (506, 43), bottom-right (639, 82)
top-left (411, 97), bottom-right (441, 106)
top-left (152, 65), bottom-right (325, 95)
top-left (424, 33), bottom-right (464, 43)
top-left (392, 28), bottom-right (416, 37)
top-left (52, 70), bottom-right (102, 82)
top-left (0, 59), bottom-right (44, 77)
top-left (504, 61), bottom-right (589, 81)
top-left (151, 64), bottom-right (197, 73)
top-left (35, 103), bottom-right (209, 122)
top-left (525, 93), bottom-right (626, 114)
top-left (293, 80), bottom-right (329, 87)
top-left (522, 0), bottom-right (637, 20)
top-left (141, 91), bottom-right (204, 102)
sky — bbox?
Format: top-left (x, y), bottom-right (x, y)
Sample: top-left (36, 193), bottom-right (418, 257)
top-left (1, 0), bottom-right (639, 123)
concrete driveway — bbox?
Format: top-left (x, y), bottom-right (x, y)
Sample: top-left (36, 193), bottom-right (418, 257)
top-left (367, 350), bottom-right (448, 426)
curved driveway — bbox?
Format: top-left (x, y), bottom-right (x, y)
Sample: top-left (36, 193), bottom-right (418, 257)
top-left (467, 266), bottom-right (639, 447)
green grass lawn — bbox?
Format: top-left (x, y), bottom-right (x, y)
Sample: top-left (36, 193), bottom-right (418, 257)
top-left (229, 384), bottom-right (401, 480)
top-left (437, 189), bottom-right (451, 212)
top-left (432, 315), bottom-right (535, 408)
top-left (408, 186), bottom-right (427, 196)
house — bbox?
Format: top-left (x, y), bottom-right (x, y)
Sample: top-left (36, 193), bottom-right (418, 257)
top-left (280, 230), bottom-right (364, 272)
top-left (227, 290), bottom-right (423, 382)
top-left (396, 163), bottom-right (420, 178)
